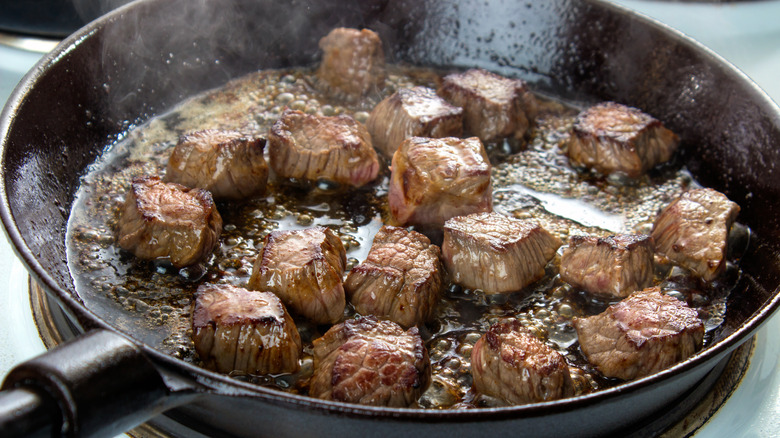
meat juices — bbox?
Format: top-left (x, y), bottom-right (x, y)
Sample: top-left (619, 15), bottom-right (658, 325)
top-left (471, 319), bottom-right (574, 404)
top-left (344, 226), bottom-right (444, 328)
top-left (116, 176), bottom-right (222, 268)
top-left (164, 129), bottom-right (268, 201)
top-left (366, 86), bottom-right (463, 158)
top-left (309, 316), bottom-right (431, 407)
top-left (566, 102), bottom-right (680, 178)
top-left (437, 68), bottom-right (537, 142)
top-left (388, 136), bottom-right (492, 227)
top-left (316, 27), bottom-right (386, 98)
top-left (248, 227), bottom-right (347, 324)
top-left (573, 287), bottom-right (704, 380)
top-left (192, 284), bottom-right (302, 375)
top-left (268, 109), bottom-right (380, 187)
top-left (560, 234), bottom-right (654, 298)
top-left (652, 188), bottom-right (740, 281)
top-left (442, 212), bottom-right (562, 294)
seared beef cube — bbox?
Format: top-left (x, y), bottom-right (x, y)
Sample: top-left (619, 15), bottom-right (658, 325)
top-left (437, 68), bottom-right (537, 142)
top-left (248, 227), bottom-right (347, 324)
top-left (164, 129), bottom-right (268, 201)
top-left (310, 316), bottom-right (431, 406)
top-left (442, 212), bottom-right (562, 294)
top-left (388, 136), bottom-right (492, 227)
top-left (192, 284), bottom-right (302, 375)
top-left (566, 102), bottom-right (679, 178)
top-left (573, 287), bottom-right (704, 380)
top-left (316, 27), bottom-right (386, 98)
top-left (367, 86), bottom-right (463, 158)
top-left (471, 319), bottom-right (574, 404)
top-left (344, 226), bottom-right (444, 328)
top-left (651, 188), bottom-right (740, 281)
top-left (116, 176), bottom-right (222, 268)
top-left (560, 234), bottom-right (654, 298)
top-left (268, 109), bottom-right (380, 187)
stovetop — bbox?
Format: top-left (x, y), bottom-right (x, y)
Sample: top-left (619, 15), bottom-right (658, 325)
top-left (0, 1), bottom-right (779, 436)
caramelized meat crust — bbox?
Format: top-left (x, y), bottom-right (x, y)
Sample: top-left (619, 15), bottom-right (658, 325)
top-left (344, 226), bottom-right (444, 328)
top-left (164, 129), bottom-right (268, 200)
top-left (442, 212), bottom-right (562, 294)
top-left (268, 109), bottom-right (380, 187)
top-left (573, 287), bottom-right (704, 380)
top-left (310, 316), bottom-right (431, 407)
top-left (192, 284), bottom-right (302, 375)
top-left (248, 227), bottom-right (347, 324)
top-left (316, 27), bottom-right (386, 98)
top-left (566, 102), bottom-right (679, 178)
top-left (388, 136), bottom-right (492, 227)
top-left (116, 176), bottom-right (222, 268)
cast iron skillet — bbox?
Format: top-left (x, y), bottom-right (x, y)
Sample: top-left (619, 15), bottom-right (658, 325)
top-left (1, 0), bottom-right (779, 436)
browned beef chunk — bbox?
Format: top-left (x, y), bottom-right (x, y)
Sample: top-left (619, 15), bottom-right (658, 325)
top-left (437, 68), bottom-right (537, 142)
top-left (116, 176), bottom-right (222, 268)
top-left (316, 27), bottom-right (386, 99)
top-left (442, 212), bottom-right (561, 294)
top-left (388, 136), bottom-right (492, 227)
top-left (366, 86), bottom-right (463, 158)
top-left (651, 188), bottom-right (740, 281)
top-left (573, 287), bottom-right (704, 380)
top-left (268, 109), bottom-right (380, 187)
top-left (192, 284), bottom-right (302, 375)
top-left (560, 234), bottom-right (654, 298)
top-left (164, 129), bottom-right (268, 201)
top-left (310, 316), bottom-right (431, 406)
top-left (471, 318), bottom-right (574, 404)
top-left (248, 227), bottom-right (347, 324)
top-left (566, 102), bottom-right (679, 178)
top-left (344, 226), bottom-right (443, 328)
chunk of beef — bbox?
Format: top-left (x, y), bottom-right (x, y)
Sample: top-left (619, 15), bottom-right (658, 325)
top-left (442, 212), bottom-right (561, 294)
top-left (248, 227), bottom-right (347, 324)
top-left (310, 316), bottom-right (431, 407)
top-left (437, 68), bottom-right (537, 142)
top-left (164, 129), bottom-right (268, 201)
top-left (573, 287), bottom-right (704, 380)
top-left (560, 234), bottom-right (654, 298)
top-left (366, 86), bottom-right (463, 158)
top-left (471, 318), bottom-right (574, 404)
top-left (651, 188), bottom-right (740, 281)
top-left (566, 102), bottom-right (679, 178)
top-left (192, 284), bottom-right (302, 374)
top-left (316, 27), bottom-right (386, 99)
top-left (388, 136), bottom-right (492, 227)
top-left (116, 176), bottom-right (222, 268)
top-left (268, 109), bottom-right (380, 187)
top-left (344, 226), bottom-right (443, 328)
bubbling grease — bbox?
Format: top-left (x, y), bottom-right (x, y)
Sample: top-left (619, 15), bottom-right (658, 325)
top-left (66, 66), bottom-right (745, 409)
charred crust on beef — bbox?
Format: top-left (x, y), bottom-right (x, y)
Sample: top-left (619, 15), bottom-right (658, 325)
top-left (268, 109), bottom-right (380, 187)
top-left (471, 318), bottom-right (574, 404)
top-left (316, 27), bottom-right (386, 99)
top-left (388, 136), bottom-right (493, 227)
top-left (164, 129), bottom-right (268, 200)
top-left (116, 175), bottom-right (222, 268)
top-left (566, 102), bottom-right (680, 178)
top-left (573, 287), bottom-right (704, 380)
top-left (248, 227), bottom-right (347, 324)
top-left (192, 284), bottom-right (302, 375)
top-left (651, 188), bottom-right (740, 281)
top-left (309, 316), bottom-right (431, 406)
top-left (442, 212), bottom-right (562, 294)
top-left (437, 68), bottom-right (537, 142)
top-left (344, 226), bottom-right (444, 328)
top-left (560, 234), bottom-right (654, 298)
top-left (367, 86), bottom-right (463, 158)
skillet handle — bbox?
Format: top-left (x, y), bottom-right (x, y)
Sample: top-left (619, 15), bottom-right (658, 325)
top-left (0, 329), bottom-right (190, 438)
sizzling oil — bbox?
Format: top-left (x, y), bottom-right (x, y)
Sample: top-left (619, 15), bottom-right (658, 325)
top-left (65, 66), bottom-right (745, 409)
